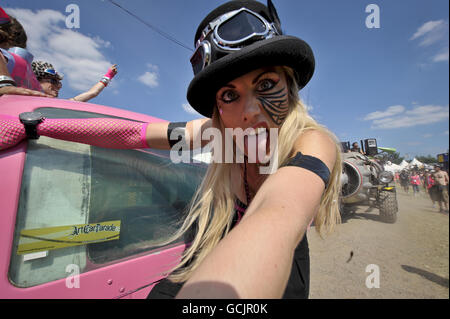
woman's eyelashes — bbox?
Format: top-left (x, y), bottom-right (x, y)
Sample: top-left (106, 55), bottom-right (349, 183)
top-left (220, 89), bottom-right (239, 103)
top-left (257, 78), bottom-right (278, 92)
top-left (219, 78), bottom-right (280, 104)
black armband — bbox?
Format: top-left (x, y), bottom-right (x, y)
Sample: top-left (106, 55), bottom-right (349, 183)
top-left (167, 122), bottom-right (187, 148)
top-left (282, 152), bottom-right (331, 188)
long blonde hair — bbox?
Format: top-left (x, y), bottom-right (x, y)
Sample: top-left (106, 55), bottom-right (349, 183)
top-left (166, 66), bottom-right (342, 283)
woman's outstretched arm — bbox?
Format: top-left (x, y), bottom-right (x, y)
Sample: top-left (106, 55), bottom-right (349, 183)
top-left (0, 113), bottom-right (211, 152)
top-left (70, 64), bottom-right (118, 102)
top-left (176, 130), bottom-right (337, 298)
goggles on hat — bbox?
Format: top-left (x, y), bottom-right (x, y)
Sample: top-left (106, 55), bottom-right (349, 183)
top-left (44, 68), bottom-right (58, 76)
top-left (190, 8), bottom-right (280, 75)
top-left (43, 68), bottom-right (63, 81)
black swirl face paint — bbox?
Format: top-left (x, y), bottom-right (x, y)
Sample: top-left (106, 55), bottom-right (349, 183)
top-left (257, 87), bottom-right (289, 125)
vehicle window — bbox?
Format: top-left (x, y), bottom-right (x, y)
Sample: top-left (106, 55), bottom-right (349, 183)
top-left (8, 108), bottom-right (206, 288)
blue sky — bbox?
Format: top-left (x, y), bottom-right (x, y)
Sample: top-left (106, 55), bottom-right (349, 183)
top-left (3, 0), bottom-right (449, 159)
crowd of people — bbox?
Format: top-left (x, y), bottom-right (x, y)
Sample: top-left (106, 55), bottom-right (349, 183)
top-left (396, 165), bottom-right (449, 213)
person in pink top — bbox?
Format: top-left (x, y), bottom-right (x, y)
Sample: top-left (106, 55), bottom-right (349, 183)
top-left (424, 171), bottom-right (438, 209)
top-left (0, 7), bottom-right (50, 97)
top-left (410, 171), bottom-right (421, 197)
top-left (394, 172), bottom-right (400, 184)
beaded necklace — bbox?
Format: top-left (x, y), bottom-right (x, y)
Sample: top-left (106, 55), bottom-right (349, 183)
top-left (243, 156), bottom-right (251, 205)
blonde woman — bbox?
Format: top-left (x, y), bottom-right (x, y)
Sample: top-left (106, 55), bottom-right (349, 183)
top-left (149, 0), bottom-right (342, 299)
top-left (0, 0), bottom-right (342, 299)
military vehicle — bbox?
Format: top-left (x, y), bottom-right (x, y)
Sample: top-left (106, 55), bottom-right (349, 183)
top-left (340, 138), bottom-right (398, 223)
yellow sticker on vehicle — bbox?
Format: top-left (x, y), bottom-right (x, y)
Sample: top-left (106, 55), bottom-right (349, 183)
top-left (17, 220), bottom-right (121, 255)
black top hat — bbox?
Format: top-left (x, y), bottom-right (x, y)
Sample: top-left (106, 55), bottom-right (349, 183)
top-left (186, 0), bottom-right (315, 118)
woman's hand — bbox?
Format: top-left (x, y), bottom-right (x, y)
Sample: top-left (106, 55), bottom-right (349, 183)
top-left (104, 64), bottom-right (118, 79)
top-left (110, 64), bottom-right (118, 75)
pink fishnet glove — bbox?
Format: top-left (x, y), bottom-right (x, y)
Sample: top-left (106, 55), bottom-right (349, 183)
top-left (0, 115), bottom-right (150, 151)
top-left (104, 65), bottom-right (117, 80)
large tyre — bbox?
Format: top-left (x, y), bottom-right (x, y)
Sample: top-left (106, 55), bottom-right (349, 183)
top-left (378, 190), bottom-right (398, 223)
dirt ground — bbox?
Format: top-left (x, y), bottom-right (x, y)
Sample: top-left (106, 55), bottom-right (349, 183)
top-left (307, 184), bottom-right (449, 299)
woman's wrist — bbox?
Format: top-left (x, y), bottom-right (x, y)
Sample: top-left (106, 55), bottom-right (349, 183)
top-left (100, 65), bottom-right (117, 87)
top-left (0, 75), bottom-right (17, 87)
top-left (99, 76), bottom-right (110, 86)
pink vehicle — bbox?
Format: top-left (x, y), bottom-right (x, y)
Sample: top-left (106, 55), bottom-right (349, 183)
top-left (0, 94), bottom-right (205, 298)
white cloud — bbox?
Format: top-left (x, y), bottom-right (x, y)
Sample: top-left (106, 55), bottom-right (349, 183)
top-left (364, 104), bottom-right (449, 129)
top-left (182, 103), bottom-right (198, 115)
top-left (433, 47), bottom-right (449, 62)
top-left (138, 71), bottom-right (158, 88)
top-left (410, 19), bottom-right (449, 64)
top-left (137, 64), bottom-right (159, 88)
top-left (363, 105), bottom-right (405, 121)
top-left (6, 8), bottom-right (113, 92)
top-left (410, 20), bottom-right (447, 46)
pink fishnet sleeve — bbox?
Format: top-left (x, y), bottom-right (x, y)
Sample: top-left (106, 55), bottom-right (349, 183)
top-left (0, 115), bottom-right (150, 151)
top-left (38, 118), bottom-right (150, 149)
top-left (0, 115), bottom-right (27, 151)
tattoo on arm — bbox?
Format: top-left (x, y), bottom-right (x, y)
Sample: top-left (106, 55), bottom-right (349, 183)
top-left (257, 87), bottom-right (289, 125)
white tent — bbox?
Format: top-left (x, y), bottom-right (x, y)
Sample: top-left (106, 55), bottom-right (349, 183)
top-left (384, 162), bottom-right (402, 172)
top-left (398, 160), bottom-right (409, 170)
top-left (408, 158), bottom-right (424, 168)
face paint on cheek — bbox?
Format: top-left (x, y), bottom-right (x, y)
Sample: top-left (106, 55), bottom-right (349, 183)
top-left (257, 87), bottom-right (289, 125)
